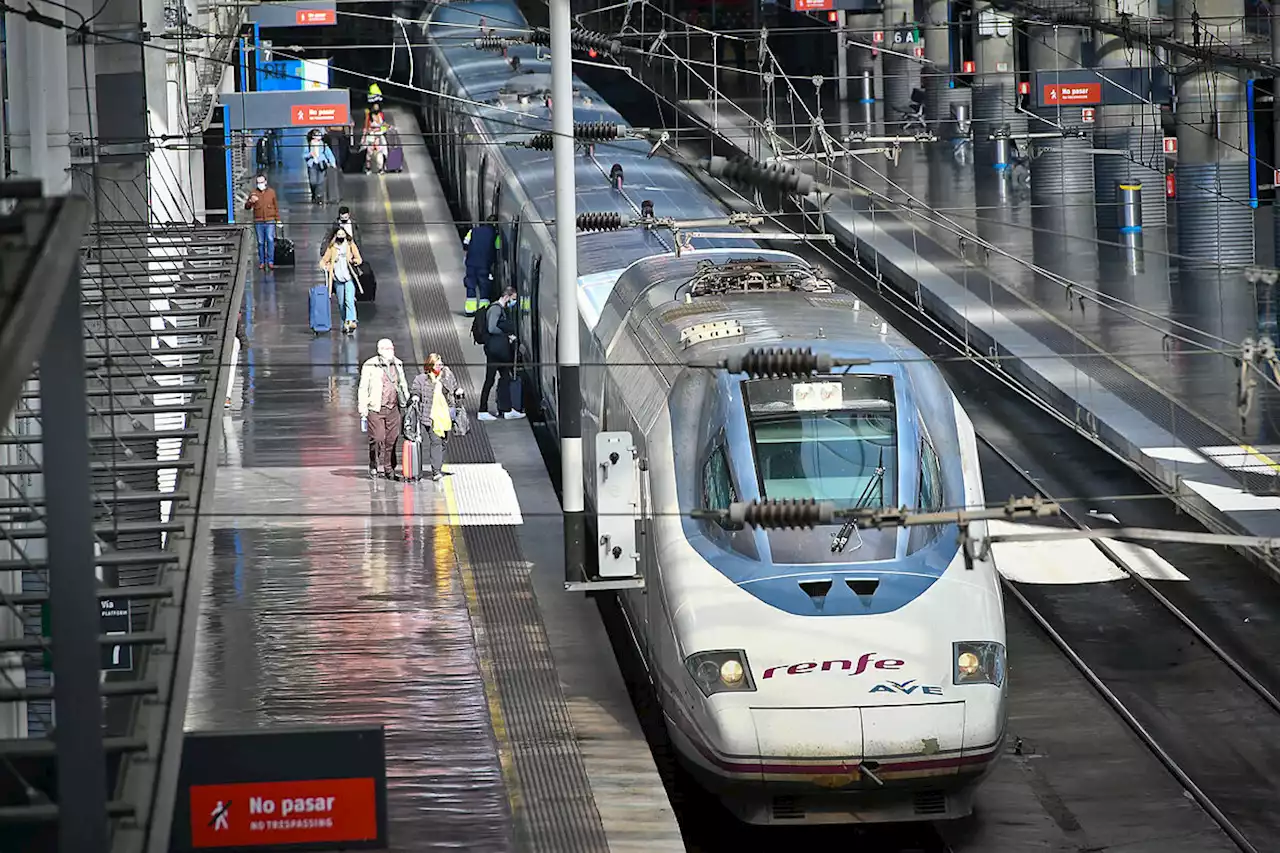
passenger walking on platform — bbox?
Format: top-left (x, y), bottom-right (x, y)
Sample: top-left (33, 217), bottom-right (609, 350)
top-left (363, 117), bottom-right (389, 175)
top-left (462, 219), bottom-right (501, 316)
top-left (322, 206), bottom-right (361, 258)
top-left (244, 174), bottom-right (281, 271)
top-left (477, 287), bottom-right (525, 422)
top-left (359, 339), bottom-right (410, 479)
top-left (321, 230), bottom-right (364, 334)
top-left (304, 129), bottom-right (336, 205)
top-left (411, 354), bottom-right (464, 482)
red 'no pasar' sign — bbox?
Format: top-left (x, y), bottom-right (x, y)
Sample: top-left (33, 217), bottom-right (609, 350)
top-left (291, 104), bottom-right (349, 126)
top-left (189, 777), bottom-right (378, 849)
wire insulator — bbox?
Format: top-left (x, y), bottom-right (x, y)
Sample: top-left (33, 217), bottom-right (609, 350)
top-left (704, 155), bottom-right (815, 195)
top-left (527, 132), bottom-right (554, 151)
top-left (571, 29), bottom-right (623, 56)
top-left (577, 212), bottom-right (624, 232)
top-left (526, 123), bottom-right (621, 151)
top-left (528, 27), bottom-right (621, 55)
top-left (724, 347), bottom-right (832, 378)
top-left (474, 36), bottom-right (507, 51)
top-left (728, 499), bottom-right (834, 530)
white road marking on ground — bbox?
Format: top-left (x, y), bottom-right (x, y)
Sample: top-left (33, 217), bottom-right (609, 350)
top-left (1183, 480), bottom-right (1280, 512)
top-left (1142, 446), bottom-right (1208, 465)
top-left (987, 521), bottom-right (1188, 584)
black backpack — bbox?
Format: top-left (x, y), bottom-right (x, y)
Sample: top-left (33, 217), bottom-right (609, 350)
top-left (470, 310), bottom-right (489, 346)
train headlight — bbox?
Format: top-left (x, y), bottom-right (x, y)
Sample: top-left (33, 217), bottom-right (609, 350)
top-left (685, 650), bottom-right (756, 697)
top-left (953, 641), bottom-right (1006, 687)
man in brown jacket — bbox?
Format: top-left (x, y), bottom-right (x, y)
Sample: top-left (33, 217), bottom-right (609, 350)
top-left (244, 174), bottom-right (281, 270)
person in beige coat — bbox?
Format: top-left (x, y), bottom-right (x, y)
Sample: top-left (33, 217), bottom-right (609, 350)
top-left (320, 231), bottom-right (364, 334)
top-left (358, 338), bottom-right (409, 478)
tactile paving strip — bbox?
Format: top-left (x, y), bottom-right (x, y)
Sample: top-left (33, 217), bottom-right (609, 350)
top-left (374, 173), bottom-right (610, 853)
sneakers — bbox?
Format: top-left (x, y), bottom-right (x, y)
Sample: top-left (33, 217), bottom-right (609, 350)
top-left (477, 412), bottom-right (497, 422)
top-left (478, 411), bottom-right (526, 422)
top-left (432, 471), bottom-right (443, 482)
top-left (369, 467), bottom-right (379, 479)
top-left (504, 411), bottom-right (526, 420)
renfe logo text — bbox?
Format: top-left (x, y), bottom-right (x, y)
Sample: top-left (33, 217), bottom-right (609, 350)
top-left (762, 653), bottom-right (904, 679)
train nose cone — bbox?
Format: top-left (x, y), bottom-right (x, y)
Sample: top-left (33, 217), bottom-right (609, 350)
top-left (750, 707), bottom-right (864, 772)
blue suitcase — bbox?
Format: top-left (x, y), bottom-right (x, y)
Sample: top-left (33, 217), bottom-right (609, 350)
top-left (508, 373), bottom-right (523, 413)
top-left (308, 284), bottom-right (332, 334)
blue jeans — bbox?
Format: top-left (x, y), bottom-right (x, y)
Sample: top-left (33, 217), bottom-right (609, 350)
top-left (335, 278), bottom-right (357, 325)
top-left (255, 222), bottom-right (276, 267)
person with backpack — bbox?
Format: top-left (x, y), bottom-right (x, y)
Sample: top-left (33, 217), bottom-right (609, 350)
top-left (304, 129), bottom-right (336, 204)
top-left (472, 287), bottom-right (525, 421)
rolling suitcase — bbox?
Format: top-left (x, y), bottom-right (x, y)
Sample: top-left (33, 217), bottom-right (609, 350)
top-left (343, 147), bottom-right (367, 174)
top-left (308, 284), bottom-right (332, 335)
top-left (401, 437), bottom-right (422, 481)
top-left (384, 127), bottom-right (405, 172)
top-left (324, 165), bottom-right (341, 203)
top-left (274, 227), bottom-right (296, 267)
top-left (355, 263), bottom-right (377, 302)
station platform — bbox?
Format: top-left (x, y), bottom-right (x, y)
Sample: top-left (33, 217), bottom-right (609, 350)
top-left (674, 75), bottom-right (1280, 554)
top-left (183, 119), bottom-right (681, 852)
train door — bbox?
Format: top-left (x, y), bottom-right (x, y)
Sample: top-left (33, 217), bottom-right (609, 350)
top-left (527, 255), bottom-right (543, 413)
top-left (475, 155), bottom-right (488, 221)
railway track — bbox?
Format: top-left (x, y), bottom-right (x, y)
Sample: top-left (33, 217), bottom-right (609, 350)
top-left (977, 433), bottom-right (1280, 853)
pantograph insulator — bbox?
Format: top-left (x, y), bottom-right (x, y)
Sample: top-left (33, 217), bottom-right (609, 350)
top-left (577, 211), bottom-right (624, 232)
top-left (526, 122), bottom-right (621, 151)
top-left (704, 155), bottom-right (815, 195)
top-left (728, 499), bottom-right (835, 530)
top-left (528, 27), bottom-right (622, 55)
top-left (474, 36), bottom-right (507, 51)
top-left (724, 347), bottom-right (832, 378)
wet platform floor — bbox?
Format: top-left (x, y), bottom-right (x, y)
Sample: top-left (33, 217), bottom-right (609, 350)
top-left (185, 124), bottom-right (679, 852)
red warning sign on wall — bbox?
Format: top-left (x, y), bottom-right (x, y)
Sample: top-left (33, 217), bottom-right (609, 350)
top-left (1042, 83), bottom-right (1102, 105)
top-left (294, 9), bottom-right (336, 25)
top-left (791, 0), bottom-right (832, 10)
top-left (189, 777), bottom-right (377, 849)
top-left (1163, 137), bottom-right (1177, 154)
top-left (290, 104), bottom-right (349, 126)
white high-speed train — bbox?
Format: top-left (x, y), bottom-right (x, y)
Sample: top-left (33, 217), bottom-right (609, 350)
top-left (413, 0), bottom-right (1007, 824)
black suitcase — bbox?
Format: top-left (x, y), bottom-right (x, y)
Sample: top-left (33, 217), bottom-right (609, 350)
top-left (355, 263), bottom-right (377, 302)
top-left (274, 235), bottom-right (296, 267)
top-left (343, 147), bottom-right (367, 174)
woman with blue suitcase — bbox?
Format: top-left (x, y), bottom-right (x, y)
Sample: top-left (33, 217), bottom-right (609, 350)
top-left (320, 230), bottom-right (364, 335)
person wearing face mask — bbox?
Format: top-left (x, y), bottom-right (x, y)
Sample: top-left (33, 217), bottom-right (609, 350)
top-left (244, 174), bottom-right (281, 270)
top-left (321, 229), bottom-right (364, 334)
top-left (358, 339), bottom-right (409, 479)
top-left (477, 287), bottom-right (525, 421)
top-left (410, 353), bottom-right (465, 482)
top-left (323, 206), bottom-right (361, 252)
top-left (304, 129), bottom-right (336, 205)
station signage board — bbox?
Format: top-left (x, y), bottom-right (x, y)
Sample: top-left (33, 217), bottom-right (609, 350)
top-left (248, 1), bottom-right (337, 29)
top-left (172, 725), bottom-right (387, 852)
top-left (1033, 68), bottom-right (1163, 107)
top-left (1042, 82), bottom-right (1102, 105)
top-left (295, 8), bottom-right (335, 25)
top-left (100, 598), bottom-right (132, 671)
top-left (219, 90), bottom-right (353, 132)
top-left (792, 0), bottom-right (832, 9)
top-left (791, 0), bottom-right (877, 10)
top-left (290, 104), bottom-right (348, 125)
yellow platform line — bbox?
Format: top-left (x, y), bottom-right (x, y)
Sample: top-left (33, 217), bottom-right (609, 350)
top-left (380, 175), bottom-right (523, 820)
top-left (1240, 443), bottom-right (1280, 475)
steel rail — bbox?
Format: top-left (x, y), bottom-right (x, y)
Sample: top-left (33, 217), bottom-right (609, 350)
top-left (979, 433), bottom-right (1266, 852)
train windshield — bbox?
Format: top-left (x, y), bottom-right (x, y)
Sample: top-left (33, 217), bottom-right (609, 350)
top-left (743, 375), bottom-right (897, 511)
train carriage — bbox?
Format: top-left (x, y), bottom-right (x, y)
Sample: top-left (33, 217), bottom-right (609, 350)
top-left (413, 0), bottom-right (1006, 825)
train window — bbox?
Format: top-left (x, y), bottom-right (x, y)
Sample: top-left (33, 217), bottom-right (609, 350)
top-left (909, 439), bottom-right (945, 552)
top-left (743, 375), bottom-right (896, 509)
top-left (702, 445), bottom-right (737, 512)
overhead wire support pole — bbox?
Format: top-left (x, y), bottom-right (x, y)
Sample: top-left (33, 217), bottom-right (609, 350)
top-left (551, 0), bottom-right (587, 589)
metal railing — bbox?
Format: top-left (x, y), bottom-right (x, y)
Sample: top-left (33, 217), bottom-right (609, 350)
top-left (0, 184), bottom-right (249, 852)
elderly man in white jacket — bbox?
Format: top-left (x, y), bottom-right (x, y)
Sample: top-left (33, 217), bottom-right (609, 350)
top-left (358, 338), bottom-right (410, 478)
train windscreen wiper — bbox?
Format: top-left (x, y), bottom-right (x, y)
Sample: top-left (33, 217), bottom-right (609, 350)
top-left (831, 448), bottom-right (885, 554)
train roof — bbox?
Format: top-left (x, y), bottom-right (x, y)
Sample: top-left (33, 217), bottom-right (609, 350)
top-left (424, 0), bottom-right (762, 284)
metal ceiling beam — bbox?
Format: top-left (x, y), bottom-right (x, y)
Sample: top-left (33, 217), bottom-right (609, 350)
top-left (1007, 1), bottom-right (1280, 75)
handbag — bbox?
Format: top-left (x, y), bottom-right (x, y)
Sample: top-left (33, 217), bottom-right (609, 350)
top-left (451, 405), bottom-right (470, 437)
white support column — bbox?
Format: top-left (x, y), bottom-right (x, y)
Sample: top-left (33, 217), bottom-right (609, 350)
top-left (550, 0), bottom-right (587, 585)
top-left (8, 2), bottom-right (72, 193)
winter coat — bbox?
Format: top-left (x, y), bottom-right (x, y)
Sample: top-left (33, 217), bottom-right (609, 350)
top-left (411, 367), bottom-right (461, 432)
top-left (358, 355), bottom-right (408, 416)
top-left (320, 238), bottom-right (364, 288)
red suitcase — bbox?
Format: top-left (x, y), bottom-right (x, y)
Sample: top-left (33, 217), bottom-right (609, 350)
top-left (401, 438), bottom-right (421, 481)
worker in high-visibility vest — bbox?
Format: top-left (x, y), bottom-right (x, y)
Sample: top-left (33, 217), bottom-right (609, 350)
top-left (461, 221), bottom-right (501, 316)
